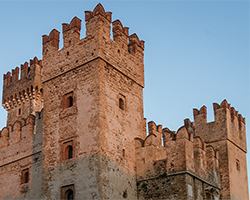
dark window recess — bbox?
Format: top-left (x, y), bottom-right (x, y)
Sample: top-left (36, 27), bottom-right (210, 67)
top-left (61, 184), bottom-right (75, 200)
top-left (119, 98), bottom-right (124, 110)
top-left (67, 145), bottom-right (73, 159)
top-left (66, 189), bottom-right (74, 200)
top-left (24, 172), bottom-right (29, 183)
top-left (67, 96), bottom-right (73, 107)
top-left (21, 168), bottom-right (29, 184)
top-left (123, 190), bottom-right (128, 198)
top-left (236, 159), bottom-right (240, 171)
top-left (63, 140), bottom-right (74, 161)
top-left (64, 92), bottom-right (73, 109)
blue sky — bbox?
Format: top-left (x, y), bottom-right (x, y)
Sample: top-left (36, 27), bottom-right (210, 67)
top-left (0, 0), bottom-right (249, 194)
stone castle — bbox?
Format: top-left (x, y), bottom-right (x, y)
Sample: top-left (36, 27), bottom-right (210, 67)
top-left (0, 4), bottom-right (248, 200)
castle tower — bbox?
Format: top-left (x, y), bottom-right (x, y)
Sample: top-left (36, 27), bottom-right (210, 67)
top-left (41, 4), bottom-right (145, 199)
top-left (2, 57), bottom-right (43, 126)
top-left (1, 4), bottom-right (248, 200)
top-left (0, 57), bottom-right (44, 199)
top-left (193, 100), bottom-right (248, 199)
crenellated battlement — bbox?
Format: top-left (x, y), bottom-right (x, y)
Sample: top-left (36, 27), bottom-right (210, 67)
top-left (0, 115), bottom-right (34, 148)
top-left (3, 57), bottom-right (42, 88)
top-left (2, 57), bottom-right (43, 115)
top-left (85, 3), bottom-right (112, 22)
top-left (62, 17), bottom-right (81, 48)
top-left (0, 4), bottom-right (248, 200)
top-left (213, 99), bottom-right (245, 124)
top-left (62, 16), bottom-right (81, 33)
top-left (193, 99), bottom-right (247, 153)
top-left (42, 29), bottom-right (60, 55)
top-left (194, 99), bottom-right (245, 125)
top-left (42, 3), bottom-right (144, 57)
top-left (42, 3), bottom-right (145, 87)
top-left (112, 19), bottom-right (129, 50)
top-left (0, 110), bottom-right (43, 167)
top-left (135, 121), bottom-right (220, 188)
top-left (129, 33), bottom-right (145, 51)
top-left (193, 105), bottom-right (207, 121)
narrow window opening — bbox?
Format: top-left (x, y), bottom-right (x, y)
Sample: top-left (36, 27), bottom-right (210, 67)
top-left (119, 98), bottom-right (124, 110)
top-left (236, 159), bottom-right (240, 171)
top-left (67, 145), bottom-right (73, 159)
top-left (66, 189), bottom-right (74, 200)
top-left (69, 96), bottom-right (73, 107)
top-left (63, 140), bottom-right (74, 160)
top-left (24, 171), bottom-right (29, 183)
top-left (122, 149), bottom-right (125, 157)
top-left (67, 51), bottom-right (70, 56)
top-left (27, 67), bottom-right (30, 75)
top-left (21, 169), bottom-right (29, 184)
top-left (18, 108), bottom-right (21, 116)
top-left (123, 190), bottom-right (127, 198)
top-left (63, 92), bottom-right (73, 109)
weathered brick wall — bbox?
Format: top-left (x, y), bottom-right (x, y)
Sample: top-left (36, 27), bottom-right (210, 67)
top-left (98, 60), bottom-right (144, 199)
top-left (135, 120), bottom-right (221, 199)
top-left (41, 4), bottom-right (145, 199)
top-left (137, 173), bottom-right (221, 200)
top-left (0, 3), bottom-right (248, 200)
top-left (194, 99), bottom-right (248, 199)
top-left (0, 110), bottom-right (43, 199)
top-left (2, 57), bottom-right (43, 126)
top-left (42, 59), bottom-right (101, 199)
top-left (228, 141), bottom-right (249, 200)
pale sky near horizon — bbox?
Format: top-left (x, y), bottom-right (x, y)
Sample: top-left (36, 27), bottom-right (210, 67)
top-left (0, 0), bottom-right (249, 195)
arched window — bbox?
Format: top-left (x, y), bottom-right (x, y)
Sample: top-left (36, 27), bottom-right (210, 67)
top-left (61, 185), bottom-right (74, 200)
top-left (66, 145), bottom-right (73, 159)
top-left (119, 98), bottom-right (124, 110)
top-left (63, 141), bottom-right (74, 161)
top-left (63, 92), bottom-right (73, 109)
top-left (66, 189), bottom-right (74, 200)
top-left (24, 171), bottom-right (29, 183)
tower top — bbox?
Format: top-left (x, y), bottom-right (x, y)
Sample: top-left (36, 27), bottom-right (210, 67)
top-left (41, 3), bottom-right (145, 87)
top-left (2, 57), bottom-right (43, 111)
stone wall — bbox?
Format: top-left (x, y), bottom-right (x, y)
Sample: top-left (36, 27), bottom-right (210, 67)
top-left (0, 3), bottom-right (248, 200)
top-left (194, 100), bottom-right (248, 199)
top-left (0, 110), bottom-right (43, 199)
